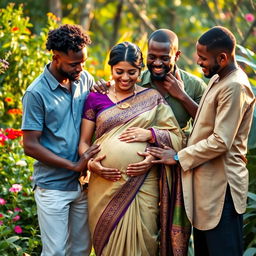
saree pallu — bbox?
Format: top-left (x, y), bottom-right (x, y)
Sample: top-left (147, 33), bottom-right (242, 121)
top-left (87, 89), bottom-right (190, 256)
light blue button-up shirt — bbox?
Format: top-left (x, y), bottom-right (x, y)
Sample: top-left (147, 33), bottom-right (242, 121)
top-left (22, 64), bottom-right (94, 191)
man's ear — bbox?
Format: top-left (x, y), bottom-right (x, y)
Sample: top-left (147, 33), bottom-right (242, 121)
top-left (52, 50), bottom-right (61, 63)
top-left (217, 53), bottom-right (228, 65)
top-left (175, 50), bottom-right (181, 62)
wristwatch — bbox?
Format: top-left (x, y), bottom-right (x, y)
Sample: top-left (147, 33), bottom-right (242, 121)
top-left (173, 154), bottom-right (179, 162)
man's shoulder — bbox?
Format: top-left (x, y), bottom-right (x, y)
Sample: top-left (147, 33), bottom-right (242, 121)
top-left (79, 70), bottom-right (95, 89)
top-left (25, 73), bottom-right (46, 94)
top-left (180, 69), bottom-right (205, 85)
top-left (139, 70), bottom-right (151, 86)
top-left (179, 68), bottom-right (207, 94)
top-left (81, 70), bottom-right (94, 80)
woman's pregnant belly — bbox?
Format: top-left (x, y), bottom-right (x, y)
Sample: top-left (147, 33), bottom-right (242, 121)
top-left (96, 135), bottom-right (147, 171)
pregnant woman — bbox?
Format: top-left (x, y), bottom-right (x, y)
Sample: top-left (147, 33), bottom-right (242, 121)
top-left (79, 42), bottom-right (188, 256)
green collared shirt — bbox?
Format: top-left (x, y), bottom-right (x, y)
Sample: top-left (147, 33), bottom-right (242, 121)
top-left (139, 68), bottom-right (207, 133)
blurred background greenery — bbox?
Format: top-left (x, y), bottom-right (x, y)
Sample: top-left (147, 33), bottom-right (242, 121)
top-left (0, 1), bottom-right (255, 255)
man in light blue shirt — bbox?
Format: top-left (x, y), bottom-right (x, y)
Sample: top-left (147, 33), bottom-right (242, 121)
top-left (22, 24), bottom-right (100, 256)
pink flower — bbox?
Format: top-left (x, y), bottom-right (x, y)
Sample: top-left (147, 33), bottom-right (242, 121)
top-left (0, 134), bottom-right (8, 146)
top-left (0, 213), bottom-right (3, 218)
top-left (7, 210), bottom-right (13, 214)
top-left (245, 13), bottom-right (255, 22)
top-left (9, 184), bottom-right (22, 193)
top-left (0, 198), bottom-right (7, 205)
top-left (14, 225), bottom-right (22, 234)
top-left (0, 220), bottom-right (3, 226)
top-left (14, 208), bottom-right (22, 212)
top-left (13, 215), bottom-right (20, 221)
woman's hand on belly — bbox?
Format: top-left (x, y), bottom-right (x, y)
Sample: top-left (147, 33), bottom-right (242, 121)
top-left (88, 155), bottom-right (121, 181)
top-left (126, 152), bottom-right (155, 176)
top-left (118, 127), bottom-right (152, 143)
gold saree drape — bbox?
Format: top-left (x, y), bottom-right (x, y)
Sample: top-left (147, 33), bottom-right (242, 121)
top-left (87, 89), bottom-right (190, 256)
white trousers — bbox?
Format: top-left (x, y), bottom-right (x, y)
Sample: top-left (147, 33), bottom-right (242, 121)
top-left (34, 185), bottom-right (91, 256)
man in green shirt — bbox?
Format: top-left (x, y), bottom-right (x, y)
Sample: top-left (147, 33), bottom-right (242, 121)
top-left (138, 29), bottom-right (206, 133)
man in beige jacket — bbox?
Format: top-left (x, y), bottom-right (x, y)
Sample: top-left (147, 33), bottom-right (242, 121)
top-left (148, 26), bottom-right (255, 256)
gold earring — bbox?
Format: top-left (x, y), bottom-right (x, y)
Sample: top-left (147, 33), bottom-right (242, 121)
top-left (136, 77), bottom-right (141, 83)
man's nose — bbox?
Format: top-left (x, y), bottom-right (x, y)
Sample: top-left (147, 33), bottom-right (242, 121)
top-left (153, 58), bottom-right (162, 65)
top-left (76, 64), bottom-right (83, 72)
top-left (196, 57), bottom-right (202, 66)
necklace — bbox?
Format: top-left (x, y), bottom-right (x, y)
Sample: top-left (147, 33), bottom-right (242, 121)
top-left (114, 84), bottom-right (137, 110)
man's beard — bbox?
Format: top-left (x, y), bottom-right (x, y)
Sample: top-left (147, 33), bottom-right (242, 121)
top-left (59, 67), bottom-right (80, 81)
top-left (148, 64), bottom-right (171, 81)
top-left (203, 62), bottom-right (221, 78)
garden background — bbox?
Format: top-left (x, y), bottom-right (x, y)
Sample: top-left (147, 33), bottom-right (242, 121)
top-left (0, 0), bottom-right (255, 255)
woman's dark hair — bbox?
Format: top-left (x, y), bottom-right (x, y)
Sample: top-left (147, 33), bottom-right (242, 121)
top-left (198, 26), bottom-right (236, 54)
top-left (46, 24), bottom-right (91, 53)
top-left (108, 42), bottom-right (144, 69)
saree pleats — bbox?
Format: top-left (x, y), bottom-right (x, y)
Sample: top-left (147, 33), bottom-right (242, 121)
top-left (101, 168), bottom-right (159, 256)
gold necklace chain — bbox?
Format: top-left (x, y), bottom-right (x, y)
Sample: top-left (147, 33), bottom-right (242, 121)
top-left (114, 84), bottom-right (137, 110)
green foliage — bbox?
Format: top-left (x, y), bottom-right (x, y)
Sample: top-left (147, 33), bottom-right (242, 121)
top-left (243, 191), bottom-right (256, 255)
top-left (0, 3), bottom-right (58, 129)
top-left (0, 128), bottom-right (41, 255)
top-left (236, 45), bottom-right (256, 256)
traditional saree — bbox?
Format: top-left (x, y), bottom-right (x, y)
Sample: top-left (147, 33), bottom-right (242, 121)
top-left (83, 88), bottom-right (191, 256)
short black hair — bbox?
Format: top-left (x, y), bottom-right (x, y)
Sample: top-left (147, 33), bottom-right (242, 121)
top-left (148, 29), bottom-right (178, 51)
top-left (198, 26), bottom-right (236, 54)
top-left (46, 24), bottom-right (91, 53)
top-left (108, 42), bottom-right (144, 69)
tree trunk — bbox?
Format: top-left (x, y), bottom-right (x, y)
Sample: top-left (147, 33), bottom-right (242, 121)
top-left (80, 0), bottom-right (95, 31)
top-left (127, 0), bottom-right (156, 32)
top-left (110, 0), bottom-right (124, 47)
top-left (49, 0), bottom-right (62, 20)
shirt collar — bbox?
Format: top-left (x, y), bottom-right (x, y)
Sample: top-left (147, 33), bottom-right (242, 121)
top-left (43, 64), bottom-right (60, 90)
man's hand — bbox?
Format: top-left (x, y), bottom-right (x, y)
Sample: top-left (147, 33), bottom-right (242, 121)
top-left (119, 127), bottom-right (152, 143)
top-left (126, 152), bottom-right (155, 176)
top-left (90, 79), bottom-right (110, 94)
top-left (147, 146), bottom-right (177, 165)
top-left (72, 144), bottom-right (100, 172)
top-left (88, 155), bottom-right (121, 181)
top-left (163, 70), bottom-right (185, 100)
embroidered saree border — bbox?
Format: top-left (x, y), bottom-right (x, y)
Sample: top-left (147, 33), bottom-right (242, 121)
top-left (95, 89), bottom-right (165, 138)
top-left (152, 128), bottom-right (173, 148)
top-left (160, 165), bottom-right (191, 256)
top-left (93, 174), bottom-right (148, 255)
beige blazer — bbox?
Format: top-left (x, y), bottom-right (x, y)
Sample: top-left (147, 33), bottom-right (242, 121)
top-left (178, 68), bottom-right (255, 230)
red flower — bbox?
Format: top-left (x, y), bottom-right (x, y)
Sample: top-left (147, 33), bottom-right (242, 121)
top-left (7, 108), bottom-right (22, 115)
top-left (5, 128), bottom-right (23, 140)
top-left (4, 97), bottom-right (13, 103)
top-left (11, 27), bottom-right (19, 32)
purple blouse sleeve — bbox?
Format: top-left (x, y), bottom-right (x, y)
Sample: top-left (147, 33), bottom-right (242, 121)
top-left (82, 92), bottom-right (97, 122)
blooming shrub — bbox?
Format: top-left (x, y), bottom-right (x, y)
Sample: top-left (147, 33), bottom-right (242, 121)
top-left (0, 3), bottom-right (58, 129)
top-left (0, 128), bottom-right (41, 255)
